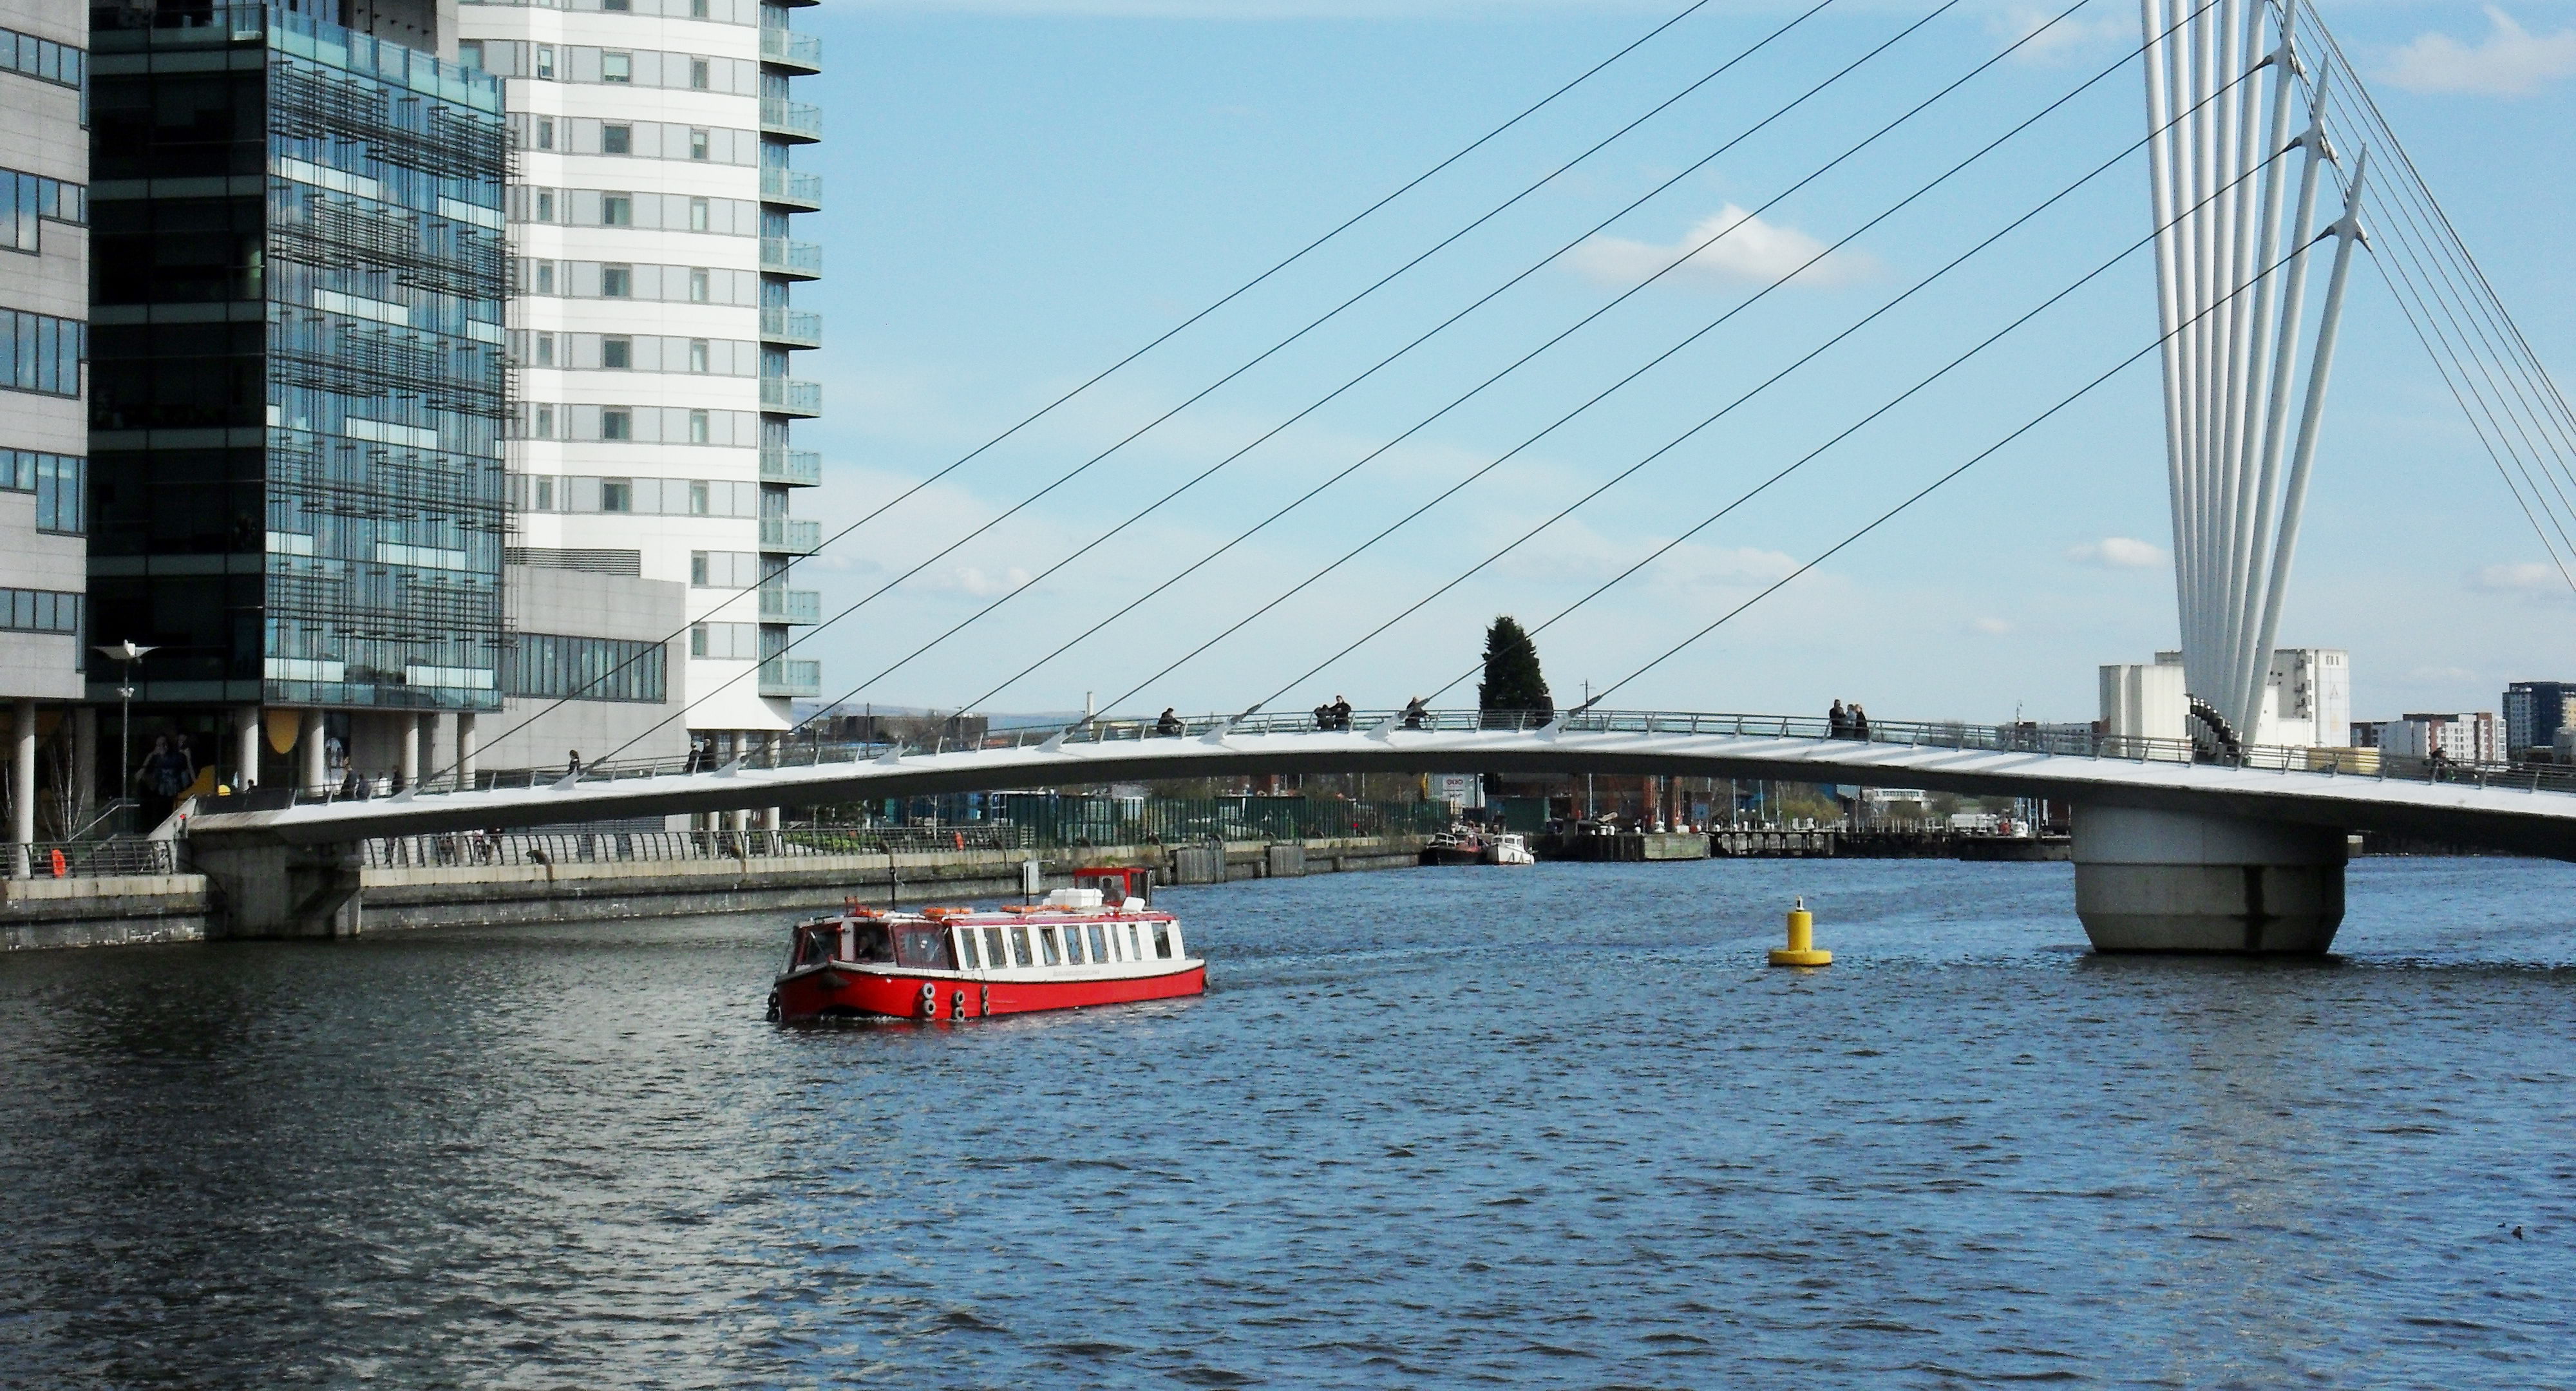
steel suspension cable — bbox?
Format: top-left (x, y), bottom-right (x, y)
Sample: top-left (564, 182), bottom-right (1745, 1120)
top-left (1468, 236), bottom-right (2324, 714)
top-left (1039, 1), bottom-right (2234, 726)
top-left (585, 0), bottom-right (1970, 765)
top-left (428, 0), bottom-right (1762, 777)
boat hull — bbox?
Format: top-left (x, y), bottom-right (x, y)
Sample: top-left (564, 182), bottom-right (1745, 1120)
top-left (1419, 846), bottom-right (1486, 866)
top-left (773, 961), bottom-right (1207, 1023)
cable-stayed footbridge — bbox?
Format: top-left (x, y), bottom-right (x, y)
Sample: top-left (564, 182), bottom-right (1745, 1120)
top-left (187, 0), bottom-right (2575, 952)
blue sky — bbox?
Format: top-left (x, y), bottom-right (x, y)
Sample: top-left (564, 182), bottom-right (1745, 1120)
top-left (782, 0), bottom-right (2576, 726)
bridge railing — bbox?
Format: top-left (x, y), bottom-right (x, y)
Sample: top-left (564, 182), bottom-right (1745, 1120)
top-left (252, 706), bottom-right (2576, 815)
top-left (3, 838), bottom-right (187, 880)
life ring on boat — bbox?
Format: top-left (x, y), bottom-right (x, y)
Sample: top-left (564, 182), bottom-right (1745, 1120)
top-left (951, 989), bottom-right (967, 1020)
top-left (764, 989), bottom-right (781, 1023)
top-left (918, 982), bottom-right (938, 1019)
top-left (953, 831), bottom-right (965, 850)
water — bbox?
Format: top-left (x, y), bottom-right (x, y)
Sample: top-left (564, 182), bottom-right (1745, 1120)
top-left (4, 857), bottom-right (2573, 1388)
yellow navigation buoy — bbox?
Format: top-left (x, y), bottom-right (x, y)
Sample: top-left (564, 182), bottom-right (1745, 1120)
top-left (1768, 895), bottom-right (1832, 967)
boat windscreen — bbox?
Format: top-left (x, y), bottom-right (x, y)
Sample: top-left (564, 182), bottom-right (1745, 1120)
top-left (848, 922), bottom-right (893, 963)
top-left (894, 924), bottom-right (956, 970)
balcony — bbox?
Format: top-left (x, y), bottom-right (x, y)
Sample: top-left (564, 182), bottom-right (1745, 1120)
top-left (759, 166), bottom-right (822, 210)
top-left (759, 26), bottom-right (822, 73)
top-left (760, 97), bottom-right (822, 143)
top-left (759, 656), bottom-right (822, 698)
top-left (759, 516), bottom-right (822, 553)
top-left (760, 236), bottom-right (822, 279)
top-left (761, 448), bottom-right (821, 486)
top-left (760, 306), bottom-right (822, 348)
top-left (760, 587), bottom-right (821, 623)
top-left (760, 377), bottom-right (822, 417)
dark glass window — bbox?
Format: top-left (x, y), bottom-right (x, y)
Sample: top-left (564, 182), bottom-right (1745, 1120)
top-left (601, 122), bottom-right (630, 155)
top-left (503, 632), bottom-right (667, 702)
top-left (0, 587), bottom-right (80, 634)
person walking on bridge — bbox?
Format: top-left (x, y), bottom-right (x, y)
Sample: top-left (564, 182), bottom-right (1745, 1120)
top-left (1852, 704), bottom-right (1871, 741)
top-left (1828, 699), bottom-right (1849, 739)
top-left (1155, 708), bottom-right (1183, 737)
top-left (1403, 696), bottom-right (1428, 730)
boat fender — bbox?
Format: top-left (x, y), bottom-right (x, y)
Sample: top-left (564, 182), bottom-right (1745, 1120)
top-left (980, 983), bottom-right (990, 1016)
top-left (918, 982), bottom-right (938, 1019)
top-left (764, 989), bottom-right (781, 1023)
top-left (951, 989), bottom-right (967, 1020)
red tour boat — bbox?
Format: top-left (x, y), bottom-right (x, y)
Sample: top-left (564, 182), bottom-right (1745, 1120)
top-left (768, 867), bottom-right (1206, 1023)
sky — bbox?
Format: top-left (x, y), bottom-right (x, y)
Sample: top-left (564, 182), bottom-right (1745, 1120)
top-left (778, 0), bottom-right (2576, 728)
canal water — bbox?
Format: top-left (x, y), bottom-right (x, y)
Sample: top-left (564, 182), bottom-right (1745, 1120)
top-left (3, 856), bottom-right (2572, 1388)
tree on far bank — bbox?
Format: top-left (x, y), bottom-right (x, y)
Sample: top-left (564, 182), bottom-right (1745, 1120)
top-left (1478, 616), bottom-right (1553, 721)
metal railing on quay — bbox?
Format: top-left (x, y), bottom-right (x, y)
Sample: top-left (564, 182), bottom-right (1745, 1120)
top-left (7, 838), bottom-right (187, 880)
top-left (359, 829), bottom-right (817, 869)
top-left (260, 706), bottom-right (2576, 815)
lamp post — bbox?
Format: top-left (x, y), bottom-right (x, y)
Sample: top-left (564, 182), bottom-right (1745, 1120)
top-left (93, 641), bottom-right (157, 819)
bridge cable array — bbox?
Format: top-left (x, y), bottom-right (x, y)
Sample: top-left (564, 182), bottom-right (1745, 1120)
top-left (2287, 0), bottom-right (2576, 601)
top-left (433, 0), bottom-right (1767, 779)
top-left (582, 0), bottom-right (1990, 766)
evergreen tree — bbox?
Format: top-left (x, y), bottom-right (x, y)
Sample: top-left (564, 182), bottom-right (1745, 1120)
top-left (1477, 616), bottom-right (1554, 719)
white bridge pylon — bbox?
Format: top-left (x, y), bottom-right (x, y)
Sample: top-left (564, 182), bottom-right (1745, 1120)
top-left (2143, 0), bottom-right (2367, 740)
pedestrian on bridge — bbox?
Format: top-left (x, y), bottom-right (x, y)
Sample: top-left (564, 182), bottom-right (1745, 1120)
top-left (1403, 696), bottom-right (1428, 730)
top-left (1852, 705), bottom-right (1871, 741)
top-left (1156, 708), bottom-right (1184, 736)
top-left (1829, 699), bottom-right (1849, 738)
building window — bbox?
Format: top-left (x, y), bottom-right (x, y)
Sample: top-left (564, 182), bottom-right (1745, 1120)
top-left (601, 123), bottom-right (632, 155)
top-left (0, 587), bottom-right (80, 635)
top-left (535, 261), bottom-right (556, 294)
top-left (601, 412), bottom-right (632, 444)
top-left (689, 480), bottom-right (710, 513)
top-left (689, 410), bottom-right (710, 444)
top-left (457, 39), bottom-right (484, 70)
top-left (531, 405), bottom-right (555, 439)
top-left (687, 339), bottom-right (709, 374)
top-left (689, 622), bottom-right (760, 661)
top-left (3, 450), bottom-right (82, 534)
top-left (534, 332), bottom-right (555, 366)
top-left (601, 51), bottom-right (632, 83)
top-left (535, 190), bottom-right (556, 222)
top-left (601, 265), bottom-right (632, 297)
top-left (533, 475), bottom-right (555, 509)
top-left (506, 633), bottom-right (666, 703)
top-left (688, 267), bottom-right (710, 303)
top-left (603, 0), bottom-right (632, 11)
top-left (601, 336), bottom-right (632, 369)
top-left (535, 118), bottom-right (554, 151)
top-left (688, 196), bottom-right (709, 231)
top-left (535, 44), bottom-right (556, 79)
top-left (601, 193), bottom-right (632, 226)
top-left (601, 475), bottom-right (633, 509)
top-left (690, 57), bottom-right (710, 90)
top-left (691, 0), bottom-right (709, 17)
top-left (688, 128), bottom-right (709, 162)
top-left (0, 310), bottom-right (82, 398)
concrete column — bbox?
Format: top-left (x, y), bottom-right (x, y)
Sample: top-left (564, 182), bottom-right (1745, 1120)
top-left (10, 699), bottom-right (34, 878)
top-left (2072, 805), bottom-right (2345, 953)
top-left (73, 705), bottom-right (97, 824)
top-left (236, 705), bottom-right (261, 790)
top-left (396, 712), bottom-right (421, 790)
top-left (456, 711), bottom-right (478, 787)
top-left (300, 709), bottom-right (327, 794)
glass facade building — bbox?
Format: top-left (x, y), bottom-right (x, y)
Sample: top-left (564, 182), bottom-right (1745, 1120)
top-left (88, 5), bottom-right (509, 717)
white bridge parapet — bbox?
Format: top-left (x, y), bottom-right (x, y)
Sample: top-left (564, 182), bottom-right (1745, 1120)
top-left (187, 708), bottom-right (2576, 861)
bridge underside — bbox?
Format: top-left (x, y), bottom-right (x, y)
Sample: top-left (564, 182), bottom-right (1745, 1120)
top-left (187, 730), bottom-right (2576, 862)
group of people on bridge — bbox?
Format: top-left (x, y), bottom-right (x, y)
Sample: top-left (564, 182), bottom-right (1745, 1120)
top-left (1828, 699), bottom-right (1873, 741)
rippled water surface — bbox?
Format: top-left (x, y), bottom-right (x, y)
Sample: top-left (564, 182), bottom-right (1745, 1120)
top-left (5, 856), bottom-right (2575, 1388)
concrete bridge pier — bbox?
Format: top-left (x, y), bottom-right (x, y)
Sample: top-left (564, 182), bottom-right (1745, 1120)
top-left (194, 839), bottom-right (363, 938)
top-left (2071, 806), bottom-right (2345, 953)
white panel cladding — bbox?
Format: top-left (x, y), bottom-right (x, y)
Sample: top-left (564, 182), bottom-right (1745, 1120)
top-left (467, 0), bottom-right (783, 733)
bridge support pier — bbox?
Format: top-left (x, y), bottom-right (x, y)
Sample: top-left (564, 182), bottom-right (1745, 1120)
top-left (2071, 806), bottom-right (2344, 953)
top-left (194, 839), bottom-right (364, 939)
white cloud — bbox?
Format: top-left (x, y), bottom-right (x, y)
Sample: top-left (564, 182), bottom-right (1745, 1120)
top-left (1987, 6), bottom-right (2132, 64)
top-left (2385, 7), bottom-right (2576, 97)
top-left (2471, 560), bottom-right (2573, 592)
top-left (2065, 536), bottom-right (2165, 569)
top-left (1972, 616), bottom-right (2013, 635)
top-left (927, 565), bottom-right (1035, 597)
top-left (1567, 205), bottom-right (1879, 292)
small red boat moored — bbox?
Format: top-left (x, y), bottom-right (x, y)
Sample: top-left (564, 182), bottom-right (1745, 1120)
top-left (769, 868), bottom-right (1206, 1023)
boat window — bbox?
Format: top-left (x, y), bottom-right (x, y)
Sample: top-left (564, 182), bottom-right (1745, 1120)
top-left (956, 928), bottom-right (981, 970)
top-left (849, 922), bottom-right (893, 963)
top-left (983, 926), bottom-right (1007, 969)
top-left (894, 925), bottom-right (956, 970)
top-left (1062, 925), bottom-right (1085, 965)
top-left (1038, 926), bottom-right (1061, 967)
top-left (1009, 925), bottom-right (1031, 967)
top-left (1127, 923), bottom-right (1142, 960)
top-left (1087, 923), bottom-right (1109, 961)
top-left (1153, 922), bottom-right (1173, 959)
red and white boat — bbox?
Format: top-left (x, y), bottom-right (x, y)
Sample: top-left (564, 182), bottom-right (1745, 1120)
top-left (768, 867), bottom-right (1206, 1023)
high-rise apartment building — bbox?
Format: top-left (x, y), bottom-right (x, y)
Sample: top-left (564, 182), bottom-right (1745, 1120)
top-left (2503, 680), bottom-right (2575, 761)
top-left (0, 0), bottom-right (88, 859)
top-left (459, 0), bottom-right (822, 764)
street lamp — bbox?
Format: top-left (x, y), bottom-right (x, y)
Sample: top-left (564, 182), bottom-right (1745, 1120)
top-left (93, 641), bottom-right (157, 819)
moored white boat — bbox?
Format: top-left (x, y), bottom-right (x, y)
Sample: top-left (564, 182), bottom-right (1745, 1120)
top-left (1482, 833), bottom-right (1535, 866)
